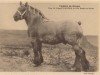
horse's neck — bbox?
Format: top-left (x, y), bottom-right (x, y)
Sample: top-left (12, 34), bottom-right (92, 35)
top-left (25, 12), bottom-right (44, 29)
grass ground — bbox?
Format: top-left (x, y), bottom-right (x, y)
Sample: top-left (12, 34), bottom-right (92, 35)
top-left (0, 30), bottom-right (98, 72)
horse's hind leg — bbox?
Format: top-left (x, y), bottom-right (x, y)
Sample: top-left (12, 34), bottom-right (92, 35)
top-left (72, 44), bottom-right (89, 71)
top-left (64, 34), bottom-right (89, 71)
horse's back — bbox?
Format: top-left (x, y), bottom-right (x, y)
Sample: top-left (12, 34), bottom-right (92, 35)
top-left (43, 20), bottom-right (83, 35)
top-left (42, 20), bottom-right (83, 36)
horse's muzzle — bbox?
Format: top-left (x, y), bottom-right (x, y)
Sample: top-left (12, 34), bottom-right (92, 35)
top-left (14, 18), bottom-right (19, 21)
top-left (13, 16), bottom-right (19, 21)
top-left (13, 14), bottom-right (20, 21)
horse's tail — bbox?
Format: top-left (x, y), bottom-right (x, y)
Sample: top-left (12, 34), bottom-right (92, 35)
top-left (78, 21), bottom-right (81, 25)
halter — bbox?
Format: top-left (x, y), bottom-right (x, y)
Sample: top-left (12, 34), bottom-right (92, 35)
top-left (17, 6), bottom-right (30, 19)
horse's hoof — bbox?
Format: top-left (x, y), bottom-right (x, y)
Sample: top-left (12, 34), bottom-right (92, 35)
top-left (82, 67), bottom-right (89, 72)
top-left (70, 67), bottom-right (76, 71)
top-left (33, 64), bottom-right (41, 67)
top-left (82, 60), bottom-right (90, 71)
top-left (33, 62), bottom-right (41, 67)
top-left (33, 60), bottom-right (41, 67)
top-left (71, 67), bottom-right (82, 72)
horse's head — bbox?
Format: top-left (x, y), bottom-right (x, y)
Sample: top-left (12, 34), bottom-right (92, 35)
top-left (13, 1), bottom-right (48, 24)
top-left (13, 1), bottom-right (29, 21)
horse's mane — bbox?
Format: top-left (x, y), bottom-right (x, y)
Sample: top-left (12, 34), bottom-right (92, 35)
top-left (30, 6), bottom-right (48, 20)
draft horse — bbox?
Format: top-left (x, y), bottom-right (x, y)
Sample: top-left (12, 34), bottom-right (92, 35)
top-left (13, 2), bottom-right (89, 71)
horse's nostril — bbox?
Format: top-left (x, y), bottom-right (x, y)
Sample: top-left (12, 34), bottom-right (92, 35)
top-left (14, 15), bottom-right (17, 18)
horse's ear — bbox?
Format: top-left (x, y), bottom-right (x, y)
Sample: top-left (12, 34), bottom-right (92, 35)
top-left (25, 2), bottom-right (28, 7)
top-left (20, 1), bottom-right (22, 6)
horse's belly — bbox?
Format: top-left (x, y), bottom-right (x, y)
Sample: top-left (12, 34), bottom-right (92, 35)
top-left (41, 35), bottom-right (61, 45)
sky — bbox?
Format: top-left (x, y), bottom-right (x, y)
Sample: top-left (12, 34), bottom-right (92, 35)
top-left (0, 2), bottom-right (99, 35)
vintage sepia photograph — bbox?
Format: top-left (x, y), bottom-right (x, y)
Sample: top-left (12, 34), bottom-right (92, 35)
top-left (0, 0), bottom-right (99, 72)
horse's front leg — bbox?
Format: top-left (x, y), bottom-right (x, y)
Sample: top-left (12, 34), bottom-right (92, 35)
top-left (31, 39), bottom-right (43, 67)
top-left (37, 40), bottom-right (43, 63)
